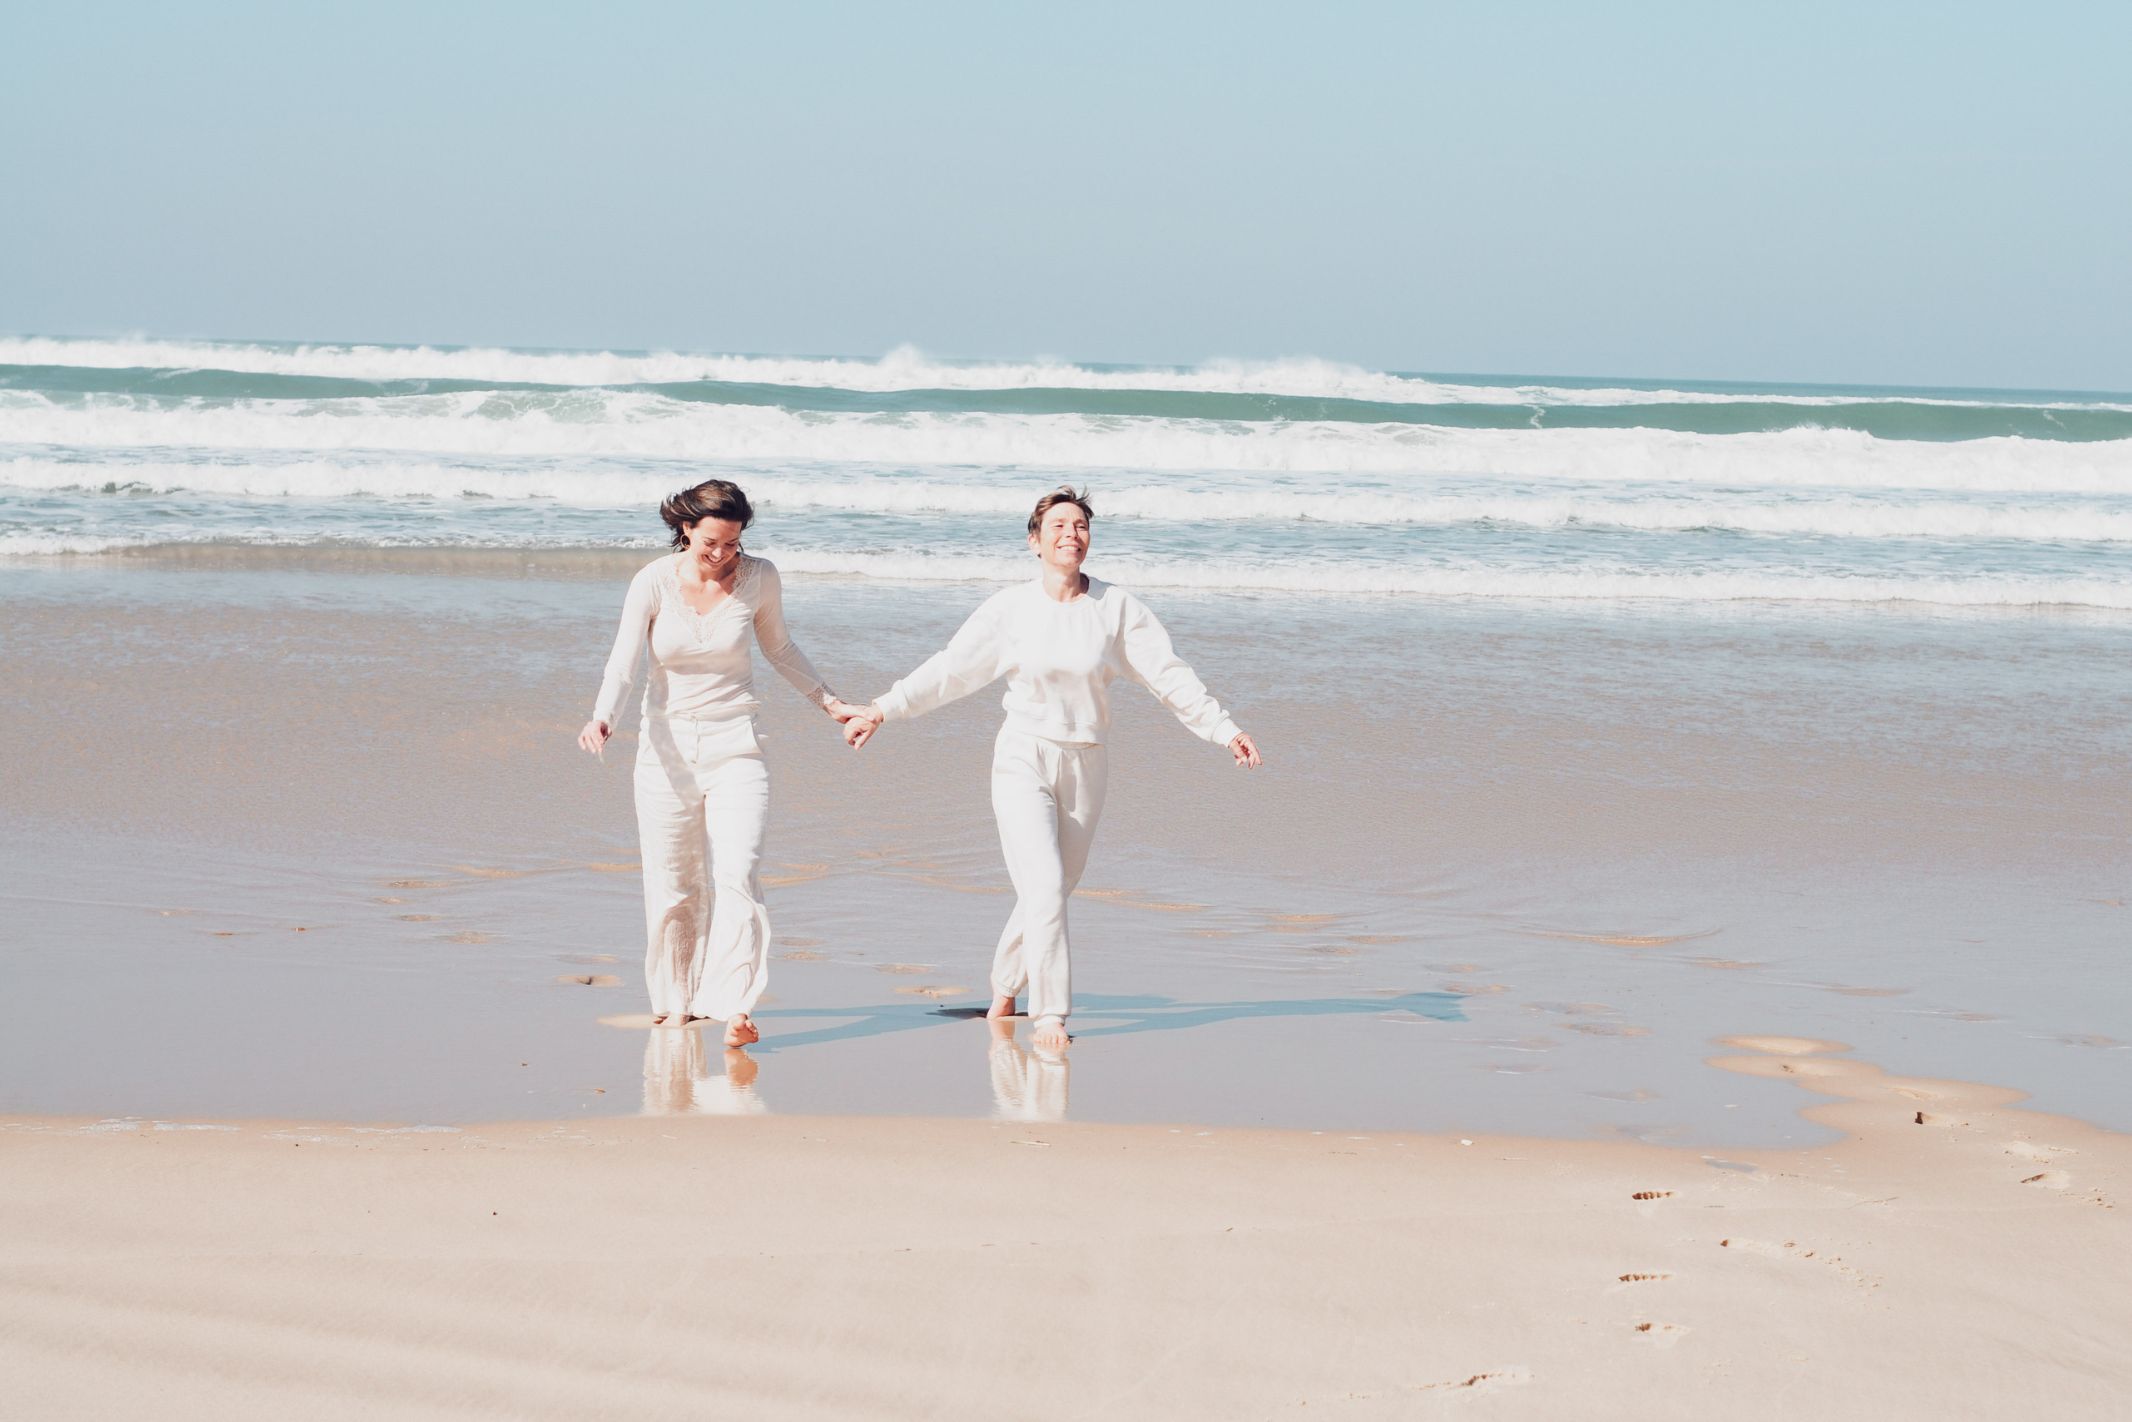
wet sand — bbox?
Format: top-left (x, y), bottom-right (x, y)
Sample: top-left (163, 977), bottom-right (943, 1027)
top-left (5, 1038), bottom-right (2128, 1419)
top-left (2, 555), bottom-right (2126, 1140)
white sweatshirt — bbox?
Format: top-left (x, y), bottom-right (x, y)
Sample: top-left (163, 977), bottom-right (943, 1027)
top-left (874, 577), bottom-right (1241, 747)
top-left (594, 554), bottom-right (834, 725)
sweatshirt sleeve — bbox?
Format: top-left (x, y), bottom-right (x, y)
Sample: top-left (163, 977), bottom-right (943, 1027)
top-left (749, 560), bottom-right (837, 711)
top-left (1117, 593), bottom-right (1243, 746)
top-left (873, 595), bottom-right (1012, 721)
top-left (593, 564), bottom-right (659, 727)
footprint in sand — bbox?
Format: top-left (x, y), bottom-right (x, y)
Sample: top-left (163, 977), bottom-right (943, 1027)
top-left (2004, 1142), bottom-right (2078, 1162)
top-left (892, 985), bottom-right (972, 999)
top-left (876, 963), bottom-right (933, 975)
top-left (1412, 1369), bottom-right (1532, 1394)
top-left (777, 936), bottom-right (822, 947)
top-left (1606, 1273), bottom-right (1674, 1294)
top-left (555, 974), bottom-right (622, 987)
top-left (776, 949), bottom-right (827, 961)
top-left (1634, 1322), bottom-right (1690, 1347)
top-left (396, 914), bottom-right (443, 922)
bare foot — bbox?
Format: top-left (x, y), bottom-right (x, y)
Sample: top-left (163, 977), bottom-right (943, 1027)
top-left (724, 1013), bottom-right (760, 1047)
top-left (986, 994), bottom-right (1017, 1020)
top-left (1031, 1016), bottom-right (1070, 1048)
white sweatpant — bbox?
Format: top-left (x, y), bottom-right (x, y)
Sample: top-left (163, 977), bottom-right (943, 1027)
top-left (634, 712), bottom-right (772, 1022)
top-left (989, 726), bottom-right (1109, 1024)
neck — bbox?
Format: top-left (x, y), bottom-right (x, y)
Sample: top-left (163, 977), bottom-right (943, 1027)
top-left (1039, 563), bottom-right (1086, 601)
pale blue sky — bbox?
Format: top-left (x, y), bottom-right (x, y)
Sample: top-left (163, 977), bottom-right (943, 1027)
top-left (4, 1), bottom-right (2127, 388)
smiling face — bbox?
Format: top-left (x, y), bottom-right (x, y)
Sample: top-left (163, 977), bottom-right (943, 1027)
top-left (682, 517), bottom-right (745, 568)
top-left (1029, 500), bottom-right (1091, 573)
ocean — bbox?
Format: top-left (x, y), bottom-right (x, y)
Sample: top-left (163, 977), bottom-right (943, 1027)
top-left (1, 336), bottom-right (2126, 1141)
top-left (4, 334), bottom-right (2131, 608)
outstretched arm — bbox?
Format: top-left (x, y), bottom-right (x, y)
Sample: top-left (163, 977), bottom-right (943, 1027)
top-left (1118, 594), bottom-right (1261, 768)
top-left (581, 567), bottom-right (658, 755)
top-left (844, 600), bottom-right (1011, 749)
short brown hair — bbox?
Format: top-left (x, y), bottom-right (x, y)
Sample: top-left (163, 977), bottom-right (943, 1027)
top-left (1028, 485), bottom-right (1094, 536)
top-left (660, 480), bottom-right (755, 550)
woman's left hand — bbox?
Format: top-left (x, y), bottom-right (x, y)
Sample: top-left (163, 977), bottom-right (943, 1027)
top-left (841, 703), bottom-right (885, 750)
top-left (1229, 731), bottom-right (1262, 769)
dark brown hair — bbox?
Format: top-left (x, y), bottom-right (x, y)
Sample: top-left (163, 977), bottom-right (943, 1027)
top-left (1027, 484), bottom-right (1094, 536)
top-left (660, 479), bottom-right (754, 550)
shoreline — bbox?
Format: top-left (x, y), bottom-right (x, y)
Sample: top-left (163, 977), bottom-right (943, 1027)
top-left (7, 1040), bottom-right (2127, 1419)
top-left (8, 542), bottom-right (2131, 620)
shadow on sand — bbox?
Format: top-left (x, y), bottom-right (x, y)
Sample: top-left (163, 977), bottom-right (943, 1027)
top-left (744, 990), bottom-right (1467, 1056)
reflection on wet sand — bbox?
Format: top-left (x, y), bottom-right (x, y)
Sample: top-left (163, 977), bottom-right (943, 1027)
top-left (988, 1019), bottom-right (1068, 1122)
top-left (641, 1024), bottom-right (768, 1116)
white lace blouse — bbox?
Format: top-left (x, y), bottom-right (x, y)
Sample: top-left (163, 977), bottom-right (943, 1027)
top-left (593, 554), bottom-right (836, 726)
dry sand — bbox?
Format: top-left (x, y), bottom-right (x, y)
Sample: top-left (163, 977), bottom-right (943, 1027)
top-left (5, 1038), bottom-right (2126, 1419)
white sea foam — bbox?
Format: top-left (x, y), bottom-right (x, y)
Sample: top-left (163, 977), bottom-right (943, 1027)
top-left (6, 391), bottom-right (2132, 493)
top-left (0, 531), bottom-right (135, 555)
top-left (8, 454), bottom-right (2130, 543)
top-left (7, 528), bottom-right (2120, 608)
top-left (5, 336), bottom-right (2126, 412)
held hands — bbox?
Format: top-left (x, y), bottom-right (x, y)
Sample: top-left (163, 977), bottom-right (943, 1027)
top-left (577, 719), bottom-right (611, 755)
top-left (1229, 731), bottom-right (1262, 769)
top-left (836, 702), bottom-right (885, 750)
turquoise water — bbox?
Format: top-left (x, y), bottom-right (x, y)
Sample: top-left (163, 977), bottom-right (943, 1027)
top-left (4, 335), bottom-right (2130, 608)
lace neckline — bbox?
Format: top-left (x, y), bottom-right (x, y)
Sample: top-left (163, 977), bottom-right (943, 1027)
top-left (663, 553), bottom-right (756, 626)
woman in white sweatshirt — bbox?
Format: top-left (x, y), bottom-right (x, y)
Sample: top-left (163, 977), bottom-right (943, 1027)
top-left (579, 480), bottom-right (867, 1047)
top-left (844, 487), bottom-right (1260, 1047)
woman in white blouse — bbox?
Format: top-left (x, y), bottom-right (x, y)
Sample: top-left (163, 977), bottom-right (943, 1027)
top-left (579, 480), bottom-right (867, 1047)
top-left (844, 486), bottom-right (1261, 1047)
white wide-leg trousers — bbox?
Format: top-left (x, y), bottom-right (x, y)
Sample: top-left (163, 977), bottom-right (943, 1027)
top-left (634, 713), bottom-right (772, 1022)
top-left (988, 727), bottom-right (1109, 1024)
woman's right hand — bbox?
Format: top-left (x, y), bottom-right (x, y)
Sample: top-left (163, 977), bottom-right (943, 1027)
top-left (578, 719), bottom-right (611, 754)
top-left (843, 704), bottom-right (884, 750)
